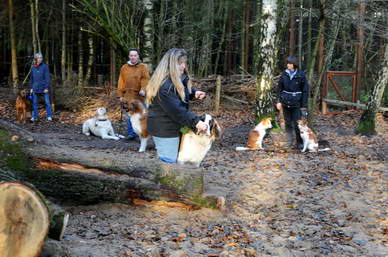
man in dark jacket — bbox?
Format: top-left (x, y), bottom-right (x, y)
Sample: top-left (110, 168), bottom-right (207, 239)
top-left (30, 53), bottom-right (53, 121)
top-left (276, 56), bottom-right (309, 149)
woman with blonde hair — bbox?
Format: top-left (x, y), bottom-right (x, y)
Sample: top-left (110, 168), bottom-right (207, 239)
top-left (146, 48), bottom-right (207, 163)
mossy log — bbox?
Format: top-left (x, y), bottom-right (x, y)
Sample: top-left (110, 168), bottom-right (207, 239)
top-left (0, 120), bottom-right (219, 209)
top-left (0, 168), bottom-right (69, 241)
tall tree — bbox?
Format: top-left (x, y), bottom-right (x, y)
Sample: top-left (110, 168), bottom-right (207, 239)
top-left (355, 0), bottom-right (366, 100)
top-left (288, 0), bottom-right (296, 56)
top-left (8, 0), bottom-right (18, 89)
top-left (356, 44), bottom-right (387, 135)
top-left (77, 29), bottom-right (84, 87)
top-left (30, 0), bottom-right (41, 54)
top-left (61, 0), bottom-right (66, 81)
top-left (255, 0), bottom-right (285, 121)
top-left (142, 0), bottom-right (153, 70)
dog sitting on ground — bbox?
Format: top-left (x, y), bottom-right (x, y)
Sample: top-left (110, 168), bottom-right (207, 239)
top-left (15, 89), bottom-right (31, 123)
top-left (177, 114), bottom-right (222, 167)
top-left (297, 119), bottom-right (330, 152)
top-left (82, 107), bottom-right (124, 140)
top-left (235, 117), bottom-right (273, 151)
top-left (123, 99), bottom-right (149, 152)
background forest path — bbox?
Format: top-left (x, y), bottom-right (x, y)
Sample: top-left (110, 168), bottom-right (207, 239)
top-left (0, 89), bottom-right (387, 257)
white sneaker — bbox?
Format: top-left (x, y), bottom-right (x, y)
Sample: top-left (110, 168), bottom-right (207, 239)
top-left (47, 117), bottom-right (52, 121)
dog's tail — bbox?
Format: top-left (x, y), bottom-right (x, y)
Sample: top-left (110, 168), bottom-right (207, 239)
top-left (235, 146), bottom-right (250, 151)
top-left (318, 147), bottom-right (330, 152)
top-left (116, 134), bottom-right (126, 139)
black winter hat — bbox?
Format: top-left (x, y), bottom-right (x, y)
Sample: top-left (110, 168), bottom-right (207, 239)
top-left (286, 56), bottom-right (298, 67)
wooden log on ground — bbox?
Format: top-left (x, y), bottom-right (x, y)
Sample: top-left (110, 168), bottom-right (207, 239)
top-left (0, 120), bottom-right (219, 209)
top-left (0, 168), bottom-right (70, 241)
top-left (0, 181), bottom-right (49, 257)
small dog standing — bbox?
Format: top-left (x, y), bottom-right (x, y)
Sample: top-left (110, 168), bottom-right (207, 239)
top-left (123, 99), bottom-right (149, 152)
top-left (16, 89), bottom-right (31, 123)
top-left (236, 117), bottom-right (273, 151)
top-left (82, 107), bottom-right (124, 140)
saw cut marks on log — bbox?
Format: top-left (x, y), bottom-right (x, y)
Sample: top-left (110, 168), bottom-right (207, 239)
top-left (0, 182), bottom-right (50, 257)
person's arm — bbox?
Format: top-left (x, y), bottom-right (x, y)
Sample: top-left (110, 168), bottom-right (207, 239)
top-left (158, 84), bottom-right (200, 129)
top-left (44, 64), bottom-right (50, 91)
top-left (301, 74), bottom-right (309, 108)
top-left (276, 73), bottom-right (284, 110)
top-left (30, 68), bottom-right (34, 93)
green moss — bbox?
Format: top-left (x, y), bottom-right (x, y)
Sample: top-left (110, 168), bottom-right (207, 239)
top-left (191, 195), bottom-right (218, 209)
top-left (158, 174), bottom-right (187, 193)
top-left (356, 119), bottom-right (376, 136)
top-left (0, 129), bottom-right (29, 171)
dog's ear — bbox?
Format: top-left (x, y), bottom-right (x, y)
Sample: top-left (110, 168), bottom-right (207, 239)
top-left (212, 120), bottom-right (222, 139)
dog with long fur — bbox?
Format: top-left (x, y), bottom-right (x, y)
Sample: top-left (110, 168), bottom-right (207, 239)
top-left (123, 99), bottom-right (149, 152)
top-left (235, 117), bottom-right (273, 151)
top-left (177, 114), bottom-right (222, 167)
top-left (82, 107), bottom-right (123, 140)
top-left (16, 89), bottom-right (31, 123)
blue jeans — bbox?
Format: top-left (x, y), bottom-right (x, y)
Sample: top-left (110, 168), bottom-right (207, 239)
top-left (126, 115), bottom-right (138, 137)
top-left (32, 93), bottom-right (52, 119)
top-left (152, 136), bottom-right (180, 163)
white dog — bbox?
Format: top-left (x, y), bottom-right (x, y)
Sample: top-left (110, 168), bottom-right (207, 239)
top-left (82, 107), bottom-right (124, 140)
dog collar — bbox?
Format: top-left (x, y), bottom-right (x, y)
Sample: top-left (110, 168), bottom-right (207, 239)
top-left (97, 119), bottom-right (107, 121)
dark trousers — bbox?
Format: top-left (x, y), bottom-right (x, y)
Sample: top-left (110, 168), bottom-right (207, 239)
top-left (283, 107), bottom-right (303, 145)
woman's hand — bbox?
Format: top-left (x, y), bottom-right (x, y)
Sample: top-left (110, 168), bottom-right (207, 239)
top-left (195, 91), bottom-right (206, 100)
top-left (43, 89), bottom-right (48, 94)
top-left (195, 120), bottom-right (208, 132)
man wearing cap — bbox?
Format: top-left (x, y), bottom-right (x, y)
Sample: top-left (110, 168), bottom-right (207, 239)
top-left (117, 49), bottom-right (150, 139)
top-left (276, 56), bottom-right (309, 149)
top-left (30, 53), bottom-right (53, 121)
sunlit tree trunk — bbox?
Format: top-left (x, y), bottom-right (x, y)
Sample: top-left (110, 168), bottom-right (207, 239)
top-left (143, 0), bottom-right (153, 70)
top-left (255, 0), bottom-right (283, 121)
top-left (8, 0), bottom-right (18, 89)
top-left (355, 0), bottom-right (366, 101)
top-left (77, 29), bottom-right (84, 87)
top-left (61, 0), bottom-right (66, 82)
top-left (83, 35), bottom-right (94, 85)
top-left (356, 44), bottom-right (388, 136)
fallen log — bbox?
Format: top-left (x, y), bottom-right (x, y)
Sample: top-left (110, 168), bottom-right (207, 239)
top-left (0, 120), bottom-right (220, 209)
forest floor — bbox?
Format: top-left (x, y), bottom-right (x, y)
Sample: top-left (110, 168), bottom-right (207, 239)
top-left (0, 87), bottom-right (387, 257)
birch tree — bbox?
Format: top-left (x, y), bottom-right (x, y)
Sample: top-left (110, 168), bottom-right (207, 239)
top-left (254, 0), bottom-right (285, 121)
top-left (356, 44), bottom-right (388, 136)
top-left (143, 0), bottom-right (153, 70)
top-left (61, 0), bottom-right (66, 81)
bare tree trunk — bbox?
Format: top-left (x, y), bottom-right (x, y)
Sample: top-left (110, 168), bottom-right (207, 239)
top-left (356, 44), bottom-right (388, 136)
top-left (30, 0), bottom-right (37, 54)
top-left (61, 0), bottom-right (66, 82)
top-left (8, 0), bottom-right (18, 90)
top-left (77, 29), bottom-right (84, 87)
top-left (143, 0), bottom-right (153, 71)
top-left (306, 0), bottom-right (313, 69)
top-left (355, 0), bottom-right (366, 102)
top-left (241, 0), bottom-right (251, 72)
top-left (109, 39), bottom-right (116, 89)
top-left (198, 0), bottom-right (214, 77)
top-left (83, 35), bottom-right (94, 85)
top-left (255, 0), bottom-right (284, 121)
top-left (297, 1), bottom-right (303, 67)
top-left (35, 0), bottom-right (41, 53)
top-left (214, 1), bottom-right (229, 74)
top-left (288, 0), bottom-right (296, 56)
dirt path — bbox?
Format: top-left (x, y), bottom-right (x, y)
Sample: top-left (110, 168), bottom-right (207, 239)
top-left (1, 90), bottom-right (387, 257)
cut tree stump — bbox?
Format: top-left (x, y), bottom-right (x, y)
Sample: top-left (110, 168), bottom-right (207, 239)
top-left (0, 119), bottom-right (220, 209)
top-left (0, 182), bottom-right (49, 257)
top-left (0, 168), bottom-right (70, 241)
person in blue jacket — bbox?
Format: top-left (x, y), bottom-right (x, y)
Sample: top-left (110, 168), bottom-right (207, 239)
top-left (276, 56), bottom-right (309, 149)
top-left (30, 53), bottom-right (53, 121)
top-left (146, 48), bottom-right (207, 163)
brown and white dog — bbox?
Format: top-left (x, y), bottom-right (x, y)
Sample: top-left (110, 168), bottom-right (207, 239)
top-left (297, 119), bottom-right (330, 152)
top-left (15, 89), bottom-right (31, 123)
top-left (123, 99), bottom-right (149, 152)
top-left (177, 114), bottom-right (222, 167)
top-left (235, 117), bottom-right (273, 151)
